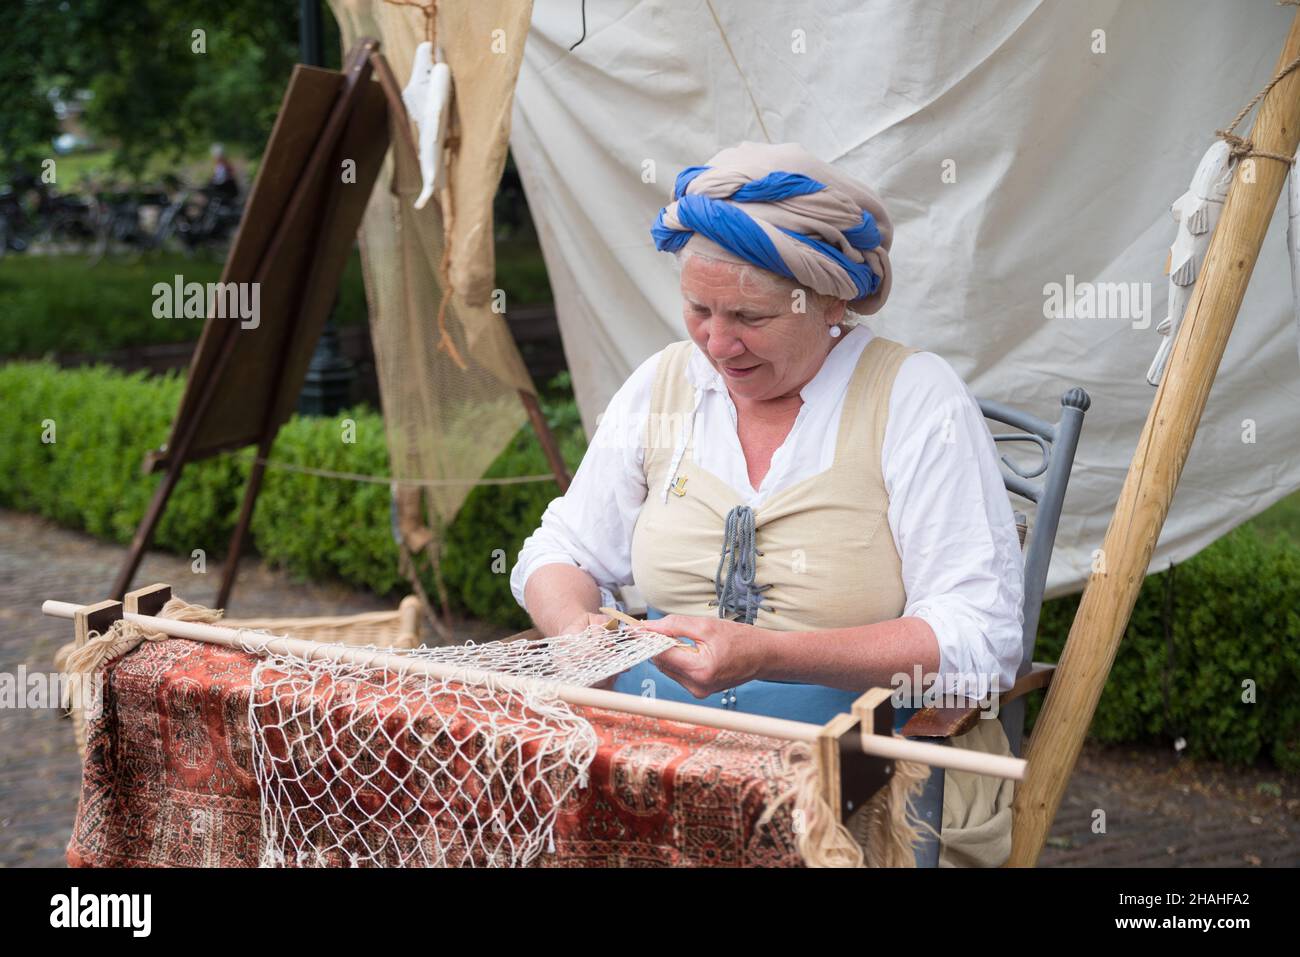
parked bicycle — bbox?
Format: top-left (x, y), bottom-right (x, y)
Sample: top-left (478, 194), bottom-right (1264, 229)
top-left (157, 182), bottom-right (244, 256)
top-left (0, 172), bottom-right (43, 257)
top-left (0, 171), bottom-right (101, 258)
top-left (0, 166), bottom-right (245, 263)
top-left (87, 184), bottom-right (172, 264)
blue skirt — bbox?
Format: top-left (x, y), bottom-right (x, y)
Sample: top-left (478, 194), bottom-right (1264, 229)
top-left (609, 608), bottom-right (915, 732)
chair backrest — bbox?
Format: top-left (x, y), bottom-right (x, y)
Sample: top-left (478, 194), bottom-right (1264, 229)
top-left (977, 387), bottom-right (1090, 755)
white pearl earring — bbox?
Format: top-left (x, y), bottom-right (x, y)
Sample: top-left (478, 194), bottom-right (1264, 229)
top-left (829, 324), bottom-right (842, 338)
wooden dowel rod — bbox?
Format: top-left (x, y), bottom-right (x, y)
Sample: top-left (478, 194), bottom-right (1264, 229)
top-left (1007, 10), bottom-right (1300, 866)
top-left (41, 601), bottom-right (818, 740)
top-left (860, 732), bottom-right (1026, 781)
top-left (42, 599), bottom-right (1024, 780)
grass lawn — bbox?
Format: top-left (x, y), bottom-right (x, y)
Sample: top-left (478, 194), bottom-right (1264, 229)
top-left (1247, 490), bottom-right (1300, 543)
top-left (0, 249), bottom-right (369, 357)
top-left (40, 148), bottom-right (259, 195)
top-left (0, 253), bottom-right (217, 355)
top-left (0, 236), bottom-right (548, 358)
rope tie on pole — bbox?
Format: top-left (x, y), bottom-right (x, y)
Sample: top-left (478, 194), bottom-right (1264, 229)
top-left (1215, 14), bottom-right (1300, 165)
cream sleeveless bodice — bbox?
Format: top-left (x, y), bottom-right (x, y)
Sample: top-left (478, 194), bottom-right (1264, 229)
top-left (630, 336), bottom-right (918, 631)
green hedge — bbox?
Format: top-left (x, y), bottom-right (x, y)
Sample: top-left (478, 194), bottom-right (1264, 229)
top-left (2, 360), bottom-right (1297, 769)
top-left (0, 361), bottom-right (582, 632)
top-left (1030, 530), bottom-right (1300, 771)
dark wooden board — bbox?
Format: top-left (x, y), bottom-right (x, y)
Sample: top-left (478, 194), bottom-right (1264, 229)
top-left (147, 64), bottom-right (389, 469)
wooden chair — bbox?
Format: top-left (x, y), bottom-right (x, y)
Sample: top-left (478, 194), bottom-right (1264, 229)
top-left (900, 386), bottom-right (1091, 865)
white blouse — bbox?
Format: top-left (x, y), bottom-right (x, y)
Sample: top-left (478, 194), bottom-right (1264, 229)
top-left (510, 324), bottom-right (1026, 695)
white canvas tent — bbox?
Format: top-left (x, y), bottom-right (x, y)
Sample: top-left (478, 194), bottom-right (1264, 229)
top-left (509, 0), bottom-right (1300, 598)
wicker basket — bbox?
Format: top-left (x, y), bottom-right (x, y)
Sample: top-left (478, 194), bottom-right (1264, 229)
top-left (221, 596), bottom-right (424, 650)
top-left (56, 596), bottom-right (425, 758)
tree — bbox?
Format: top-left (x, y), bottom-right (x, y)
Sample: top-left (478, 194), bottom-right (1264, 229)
top-left (0, 0), bottom-right (62, 173)
top-left (3, 0), bottom-right (334, 179)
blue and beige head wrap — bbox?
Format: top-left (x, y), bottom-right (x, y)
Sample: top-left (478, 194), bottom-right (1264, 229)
top-left (651, 141), bottom-right (894, 315)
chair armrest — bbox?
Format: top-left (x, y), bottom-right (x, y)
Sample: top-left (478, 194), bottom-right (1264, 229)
top-left (898, 662), bottom-right (1057, 738)
top-left (999, 661), bottom-right (1055, 705)
top-left (900, 700), bottom-right (985, 738)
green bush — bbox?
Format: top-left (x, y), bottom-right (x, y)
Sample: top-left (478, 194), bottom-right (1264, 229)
top-left (440, 375), bottom-right (586, 629)
top-left (0, 361), bottom-right (583, 631)
top-left (1030, 527), bottom-right (1300, 772)
top-left (247, 410), bottom-right (402, 595)
top-left (0, 362), bottom-right (246, 551)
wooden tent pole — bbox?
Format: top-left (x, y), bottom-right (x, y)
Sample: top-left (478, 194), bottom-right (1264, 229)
top-left (519, 389), bottom-right (572, 492)
top-left (110, 322), bottom-right (245, 600)
top-left (215, 433), bottom-right (275, 609)
top-left (1008, 11), bottom-right (1300, 867)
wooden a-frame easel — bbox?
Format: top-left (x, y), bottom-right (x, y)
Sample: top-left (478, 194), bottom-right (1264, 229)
top-left (110, 38), bottom-right (571, 609)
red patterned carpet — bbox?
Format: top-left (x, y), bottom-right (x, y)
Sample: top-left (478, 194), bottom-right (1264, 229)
top-left (68, 638), bottom-right (811, 867)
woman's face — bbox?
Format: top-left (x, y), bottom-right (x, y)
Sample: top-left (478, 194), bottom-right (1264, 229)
top-left (681, 254), bottom-right (843, 402)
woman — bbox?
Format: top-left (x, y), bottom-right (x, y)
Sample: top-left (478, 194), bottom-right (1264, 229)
top-left (510, 142), bottom-right (1023, 866)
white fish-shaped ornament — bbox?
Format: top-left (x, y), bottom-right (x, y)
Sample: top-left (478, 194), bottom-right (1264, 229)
top-left (401, 41), bottom-right (452, 210)
top-left (1147, 140), bottom-right (1233, 386)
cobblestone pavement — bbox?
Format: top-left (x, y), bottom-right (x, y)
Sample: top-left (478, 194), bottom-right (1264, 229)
top-left (2, 510), bottom-right (1297, 867)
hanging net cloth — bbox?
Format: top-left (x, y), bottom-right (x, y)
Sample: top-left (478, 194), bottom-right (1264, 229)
top-left (247, 621), bottom-right (679, 868)
top-left (328, 0), bottom-right (542, 622)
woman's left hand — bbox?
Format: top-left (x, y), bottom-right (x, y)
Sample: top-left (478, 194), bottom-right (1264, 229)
top-left (638, 614), bottom-right (774, 698)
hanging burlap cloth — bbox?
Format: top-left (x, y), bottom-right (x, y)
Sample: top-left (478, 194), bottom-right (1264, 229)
top-left (327, 0), bottom-right (540, 618)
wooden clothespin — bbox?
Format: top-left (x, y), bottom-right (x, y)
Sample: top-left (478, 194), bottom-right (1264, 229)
top-left (599, 606), bottom-right (696, 652)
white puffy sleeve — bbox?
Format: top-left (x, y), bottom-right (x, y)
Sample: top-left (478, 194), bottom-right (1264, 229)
top-left (882, 352), bottom-right (1026, 697)
top-left (509, 351), bottom-right (661, 612)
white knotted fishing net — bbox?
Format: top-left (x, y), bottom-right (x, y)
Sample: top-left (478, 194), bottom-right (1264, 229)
top-left (243, 621), bottom-right (676, 868)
